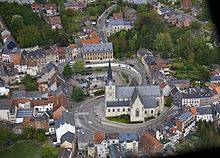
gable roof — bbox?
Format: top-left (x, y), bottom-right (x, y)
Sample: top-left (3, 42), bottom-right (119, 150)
top-left (142, 131), bottom-right (163, 147)
top-left (0, 98), bottom-right (10, 110)
top-left (119, 132), bottom-right (137, 143)
top-left (61, 131), bottom-right (75, 144)
top-left (55, 111), bottom-right (75, 129)
top-left (94, 132), bottom-right (105, 144)
top-left (129, 77), bottom-right (139, 87)
top-left (81, 37), bottom-right (100, 45)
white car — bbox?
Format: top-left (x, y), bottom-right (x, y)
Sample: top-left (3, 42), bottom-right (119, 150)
top-left (88, 121), bottom-right (93, 125)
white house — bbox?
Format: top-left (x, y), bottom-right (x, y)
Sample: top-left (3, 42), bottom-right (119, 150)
top-left (96, 144), bottom-right (107, 158)
top-left (2, 53), bottom-right (10, 62)
top-left (160, 82), bottom-right (171, 97)
top-left (55, 111), bottom-right (75, 143)
top-left (0, 78), bottom-right (10, 96)
top-left (196, 106), bottom-right (214, 122)
top-left (119, 132), bottom-right (138, 152)
top-left (0, 99), bottom-right (10, 121)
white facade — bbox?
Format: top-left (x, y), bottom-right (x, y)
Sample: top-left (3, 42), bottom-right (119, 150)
top-left (106, 23), bottom-right (131, 37)
top-left (2, 54), bottom-right (10, 62)
top-left (0, 109), bottom-right (10, 121)
top-left (56, 123), bottom-right (75, 143)
top-left (96, 145), bottom-right (107, 158)
top-left (0, 86), bottom-right (9, 96)
top-left (120, 141), bottom-right (138, 152)
top-left (196, 114), bottom-right (213, 122)
top-left (34, 103), bottom-right (53, 113)
top-left (16, 117), bottom-right (24, 123)
top-left (182, 98), bottom-right (200, 107)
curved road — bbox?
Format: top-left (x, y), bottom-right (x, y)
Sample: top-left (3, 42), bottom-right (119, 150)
top-left (97, 4), bottom-right (117, 43)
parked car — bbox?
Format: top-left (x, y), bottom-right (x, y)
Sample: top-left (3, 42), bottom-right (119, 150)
top-left (93, 84), bottom-right (97, 88)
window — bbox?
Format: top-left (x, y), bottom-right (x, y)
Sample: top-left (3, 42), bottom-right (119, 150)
top-left (128, 108), bottom-right (130, 112)
top-left (118, 109), bottom-right (120, 112)
top-left (108, 109), bottom-right (110, 112)
top-left (136, 108), bottom-right (139, 117)
top-left (123, 108), bottom-right (125, 112)
top-left (113, 109), bottom-right (115, 112)
top-left (145, 111), bottom-right (147, 114)
top-left (151, 110), bottom-right (153, 114)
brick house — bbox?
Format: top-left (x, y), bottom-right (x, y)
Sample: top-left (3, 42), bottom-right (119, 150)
top-left (45, 4), bottom-right (57, 14)
top-left (113, 13), bottom-right (123, 20)
top-left (57, 47), bottom-right (66, 63)
top-left (181, 0), bottom-right (192, 10)
top-left (45, 48), bottom-right (59, 64)
top-left (49, 16), bottom-right (62, 29)
top-left (32, 4), bottom-right (40, 13)
top-left (53, 105), bottom-right (67, 120)
top-left (140, 131), bottom-right (164, 155)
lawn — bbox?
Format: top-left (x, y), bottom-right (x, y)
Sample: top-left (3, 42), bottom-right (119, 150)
top-left (106, 115), bottom-right (143, 124)
top-left (121, 72), bottom-right (130, 84)
top-left (203, 22), bottom-right (216, 31)
top-left (0, 141), bottom-right (43, 158)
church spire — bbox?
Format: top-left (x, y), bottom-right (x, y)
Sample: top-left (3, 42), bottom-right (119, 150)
top-left (107, 59), bottom-right (113, 80)
top-left (106, 59), bottom-right (115, 86)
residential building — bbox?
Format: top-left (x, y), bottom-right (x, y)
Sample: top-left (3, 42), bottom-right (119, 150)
top-left (83, 42), bottom-right (113, 62)
top-left (16, 108), bottom-right (34, 123)
top-left (57, 47), bottom-right (66, 63)
top-left (53, 105), bottom-right (67, 120)
top-left (175, 110), bottom-right (196, 137)
top-left (160, 82), bottom-right (171, 97)
top-left (77, 128), bottom-right (94, 151)
top-left (96, 144), bottom-right (107, 158)
top-left (45, 48), bottom-right (59, 64)
top-left (140, 131), bottom-right (164, 155)
top-left (211, 75), bottom-right (220, 84)
top-left (87, 143), bottom-right (95, 158)
top-left (44, 4), bottom-right (57, 14)
top-left (157, 6), bottom-right (171, 15)
top-left (64, 1), bottom-right (85, 11)
top-left (109, 144), bottom-right (125, 158)
top-left (124, 0), bottom-right (149, 4)
top-left (0, 78), bottom-right (9, 96)
top-left (27, 49), bottom-right (46, 64)
top-left (105, 60), bottom-right (164, 122)
top-left (49, 16), bottom-right (62, 29)
top-left (122, 7), bottom-right (136, 19)
top-left (113, 13), bottom-right (123, 20)
top-left (60, 131), bottom-right (76, 150)
top-left (196, 105), bottom-right (214, 122)
top-left (58, 148), bottom-right (72, 158)
top-left (137, 48), bottom-right (153, 63)
top-left (168, 79), bottom-right (190, 88)
top-left (170, 86), bottom-right (183, 107)
top-left (152, 1), bottom-right (161, 10)
top-left (31, 4), bottom-right (40, 13)
top-left (105, 132), bottom-right (119, 147)
top-left (55, 111), bottom-right (75, 143)
top-left (181, 0), bottom-right (192, 10)
top-left (119, 132), bottom-right (138, 152)
top-left (0, 98), bottom-right (10, 121)
top-left (192, 5), bottom-right (201, 16)
top-left (105, 18), bottom-right (131, 37)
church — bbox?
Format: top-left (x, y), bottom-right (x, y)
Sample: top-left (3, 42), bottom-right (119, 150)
top-left (105, 60), bottom-right (164, 122)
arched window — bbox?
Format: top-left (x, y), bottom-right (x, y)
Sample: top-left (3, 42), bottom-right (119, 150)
top-left (136, 108), bottom-right (139, 117)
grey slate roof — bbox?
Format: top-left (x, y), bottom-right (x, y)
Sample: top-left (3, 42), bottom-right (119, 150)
top-left (211, 75), bottom-right (220, 81)
top-left (0, 98), bottom-right (10, 110)
top-left (83, 42), bottom-right (113, 54)
top-left (119, 132), bottom-right (137, 143)
top-left (159, 6), bottom-right (171, 13)
top-left (12, 91), bottom-right (26, 99)
top-left (109, 144), bottom-right (125, 158)
top-left (116, 86), bottom-right (161, 99)
top-left (182, 91), bottom-right (213, 99)
top-left (55, 111), bottom-right (75, 129)
top-left (129, 77), bottom-right (139, 87)
top-left (196, 106), bottom-right (213, 115)
top-left (27, 49), bottom-right (46, 58)
top-left (105, 132), bottom-right (119, 140)
top-left (107, 18), bottom-right (131, 27)
top-left (142, 97), bottom-right (157, 108)
top-left (106, 101), bottom-right (130, 107)
top-left (61, 131), bottom-right (75, 144)
top-left (177, 111), bottom-right (193, 122)
top-left (46, 62), bottom-right (58, 73)
top-left (137, 48), bottom-right (152, 57)
top-left (168, 79), bottom-right (190, 85)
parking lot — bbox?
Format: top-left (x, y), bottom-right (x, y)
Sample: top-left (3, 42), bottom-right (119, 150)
top-left (71, 71), bottom-right (125, 91)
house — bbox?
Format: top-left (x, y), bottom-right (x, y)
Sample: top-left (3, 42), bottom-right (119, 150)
top-left (124, 0), bottom-right (148, 5)
top-left (31, 4), bottom-right (40, 13)
top-left (58, 148), bottom-right (72, 158)
top-left (55, 111), bottom-right (75, 143)
top-left (192, 6), bottom-right (201, 16)
top-left (211, 75), bottom-right (220, 84)
top-left (168, 0), bottom-right (178, 5)
top-left (176, 15), bottom-right (191, 27)
top-left (140, 131), bottom-right (164, 155)
top-left (0, 98), bottom-right (10, 121)
top-left (70, 44), bottom-right (80, 60)
top-left (196, 105), bottom-right (214, 122)
top-left (87, 143), bottom-right (95, 157)
top-left (45, 48), bottom-right (59, 64)
top-left (137, 48), bottom-right (153, 63)
top-left (57, 47), bottom-right (66, 63)
top-left (122, 7), bottom-right (136, 19)
top-left (152, 1), bottom-right (161, 10)
top-left (49, 16), bottom-right (62, 29)
top-left (27, 49), bottom-right (46, 64)
top-left (175, 110), bottom-right (196, 137)
top-left (119, 132), bottom-right (138, 152)
top-left (170, 86), bottom-right (183, 107)
top-left (160, 82), bottom-right (170, 97)
top-left (16, 109), bottom-right (34, 123)
top-left (109, 144), bottom-right (125, 158)
top-left (105, 18), bottom-right (131, 37)
top-left (94, 132), bottom-right (107, 147)
top-left (77, 128), bottom-right (94, 151)
top-left (181, 0), bottom-right (192, 10)
top-left (83, 42), bottom-right (113, 62)
top-left (64, 1), bottom-right (85, 11)
top-left (157, 6), bottom-right (171, 15)
top-left (168, 79), bottom-right (190, 88)
top-left (113, 13), bottom-right (123, 20)
top-left (44, 4), bottom-right (57, 14)
top-left (0, 78), bottom-right (9, 96)
top-left (53, 105), bottom-right (67, 120)
top-left (105, 132), bottom-right (119, 147)
top-left (96, 144), bottom-right (107, 158)
top-left (60, 131), bottom-right (76, 150)
top-left (81, 37), bottom-right (100, 45)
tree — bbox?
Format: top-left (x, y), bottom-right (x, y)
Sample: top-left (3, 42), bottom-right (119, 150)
top-left (17, 25), bottom-right (42, 48)
top-left (63, 64), bottom-right (74, 77)
top-left (23, 10), bottom-right (41, 26)
top-left (71, 86), bottom-right (85, 102)
top-left (72, 59), bottom-right (85, 73)
top-left (21, 74), bottom-right (38, 91)
top-left (36, 129), bottom-right (45, 142)
top-left (187, 53), bottom-right (195, 64)
top-left (165, 96), bottom-right (172, 107)
top-left (153, 32), bottom-right (173, 58)
top-left (10, 15), bottom-right (24, 36)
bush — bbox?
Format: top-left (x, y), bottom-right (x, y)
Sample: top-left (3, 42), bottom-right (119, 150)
top-left (71, 86), bottom-right (85, 102)
top-left (94, 89), bottom-right (105, 96)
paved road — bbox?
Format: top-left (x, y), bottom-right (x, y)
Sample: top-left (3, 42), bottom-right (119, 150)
top-left (97, 4), bottom-right (117, 43)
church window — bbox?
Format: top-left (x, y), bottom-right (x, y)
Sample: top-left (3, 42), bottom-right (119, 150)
top-left (136, 108), bottom-right (139, 117)
top-left (109, 87), bottom-right (112, 90)
top-left (113, 109), bottom-right (115, 112)
top-left (145, 111), bottom-right (147, 114)
top-left (151, 110), bottom-right (153, 114)
top-left (128, 108), bottom-right (130, 112)
top-left (123, 108), bottom-right (125, 112)
top-left (118, 109), bottom-right (120, 112)
top-left (108, 109), bottom-right (110, 112)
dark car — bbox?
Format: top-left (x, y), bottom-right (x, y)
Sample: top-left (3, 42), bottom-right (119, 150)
top-left (93, 84), bottom-right (97, 88)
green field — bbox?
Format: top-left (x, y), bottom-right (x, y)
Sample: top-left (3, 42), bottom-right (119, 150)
top-left (0, 141), bottom-right (43, 158)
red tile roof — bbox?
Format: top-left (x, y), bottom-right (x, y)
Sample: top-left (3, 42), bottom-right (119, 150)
top-left (81, 37), bottom-right (100, 45)
top-left (190, 107), bottom-right (197, 116)
top-left (142, 131), bottom-right (163, 147)
top-left (94, 133), bottom-right (104, 144)
top-left (32, 4), bottom-right (40, 8)
top-left (45, 4), bottom-right (57, 10)
top-left (210, 83), bottom-right (218, 89)
top-left (160, 82), bottom-right (167, 89)
top-left (49, 16), bottom-right (61, 24)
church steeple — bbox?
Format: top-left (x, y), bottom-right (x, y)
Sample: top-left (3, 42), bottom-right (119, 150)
top-left (106, 59), bottom-right (115, 86)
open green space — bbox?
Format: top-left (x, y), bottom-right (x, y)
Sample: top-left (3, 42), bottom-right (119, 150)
top-left (203, 22), bottom-right (216, 31)
top-left (106, 114), bottom-right (143, 124)
top-left (121, 72), bottom-right (130, 84)
top-left (0, 141), bottom-right (43, 158)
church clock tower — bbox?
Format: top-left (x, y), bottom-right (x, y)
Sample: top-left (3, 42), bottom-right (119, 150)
top-left (105, 59), bottom-right (116, 101)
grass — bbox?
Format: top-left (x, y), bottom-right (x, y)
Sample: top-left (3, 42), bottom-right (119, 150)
top-left (121, 72), bottom-right (130, 84)
top-left (145, 116), bottom-right (155, 122)
top-left (181, 144), bottom-right (193, 153)
top-left (0, 141), bottom-right (43, 158)
top-left (203, 22), bottom-right (216, 31)
top-left (106, 115), bottom-right (143, 124)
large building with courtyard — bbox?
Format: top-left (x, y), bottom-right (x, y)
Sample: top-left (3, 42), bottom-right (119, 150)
top-left (105, 60), bottom-right (164, 122)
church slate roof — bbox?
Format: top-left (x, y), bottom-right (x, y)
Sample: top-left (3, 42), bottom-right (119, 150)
top-left (141, 97), bottom-right (157, 108)
top-left (129, 77), bottom-right (139, 87)
top-left (106, 101), bottom-right (130, 107)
